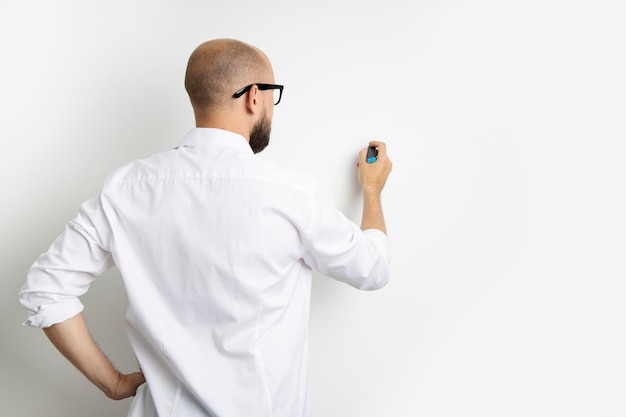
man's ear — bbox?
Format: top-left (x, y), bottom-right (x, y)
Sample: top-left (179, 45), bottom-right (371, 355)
top-left (245, 84), bottom-right (260, 115)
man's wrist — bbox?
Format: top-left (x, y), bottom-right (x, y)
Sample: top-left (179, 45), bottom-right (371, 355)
top-left (102, 370), bottom-right (123, 399)
top-left (361, 187), bottom-right (382, 198)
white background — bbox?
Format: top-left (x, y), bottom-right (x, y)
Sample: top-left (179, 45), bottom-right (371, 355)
top-left (1, 1), bottom-right (625, 416)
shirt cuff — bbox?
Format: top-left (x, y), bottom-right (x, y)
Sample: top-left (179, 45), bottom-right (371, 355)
top-left (363, 228), bottom-right (390, 258)
top-left (22, 299), bottom-right (85, 328)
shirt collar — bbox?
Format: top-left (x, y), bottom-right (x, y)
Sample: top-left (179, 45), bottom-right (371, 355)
top-left (175, 128), bottom-right (253, 154)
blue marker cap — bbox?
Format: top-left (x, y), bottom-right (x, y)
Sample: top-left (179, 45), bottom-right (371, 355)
top-left (366, 146), bottom-right (378, 163)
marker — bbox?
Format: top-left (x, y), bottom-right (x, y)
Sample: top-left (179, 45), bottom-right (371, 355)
top-left (366, 146), bottom-right (378, 163)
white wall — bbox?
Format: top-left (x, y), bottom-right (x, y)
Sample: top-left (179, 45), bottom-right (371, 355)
top-left (1, 1), bottom-right (625, 416)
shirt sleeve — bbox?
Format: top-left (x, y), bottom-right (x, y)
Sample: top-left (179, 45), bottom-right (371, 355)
top-left (19, 195), bottom-right (114, 328)
top-left (302, 184), bottom-right (391, 290)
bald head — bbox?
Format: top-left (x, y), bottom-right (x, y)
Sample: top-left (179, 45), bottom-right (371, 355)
top-left (184, 39), bottom-right (272, 111)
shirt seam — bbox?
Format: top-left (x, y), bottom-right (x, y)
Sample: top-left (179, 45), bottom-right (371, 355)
top-left (108, 173), bottom-right (316, 194)
top-left (254, 298), bottom-right (273, 416)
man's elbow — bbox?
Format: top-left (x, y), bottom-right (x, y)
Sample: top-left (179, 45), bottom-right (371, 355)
top-left (359, 276), bottom-right (390, 291)
top-left (354, 260), bottom-right (391, 291)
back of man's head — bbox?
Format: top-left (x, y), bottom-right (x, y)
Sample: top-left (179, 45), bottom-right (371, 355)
top-left (184, 39), bottom-right (268, 111)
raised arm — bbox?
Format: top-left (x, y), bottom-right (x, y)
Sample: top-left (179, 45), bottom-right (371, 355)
top-left (358, 141), bottom-right (392, 234)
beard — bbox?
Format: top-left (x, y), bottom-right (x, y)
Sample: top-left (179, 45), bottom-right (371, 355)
top-left (249, 113), bottom-right (271, 154)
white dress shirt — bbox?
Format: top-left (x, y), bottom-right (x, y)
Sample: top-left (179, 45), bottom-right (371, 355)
top-left (20, 128), bottom-right (390, 417)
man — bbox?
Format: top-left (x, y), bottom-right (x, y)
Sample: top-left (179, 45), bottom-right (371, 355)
top-left (19, 38), bottom-right (392, 416)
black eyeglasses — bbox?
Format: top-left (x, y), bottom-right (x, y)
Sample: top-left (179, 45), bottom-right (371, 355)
top-left (233, 83), bottom-right (284, 105)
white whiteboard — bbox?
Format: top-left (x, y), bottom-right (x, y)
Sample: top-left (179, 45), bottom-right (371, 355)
top-left (1, 1), bottom-right (625, 416)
